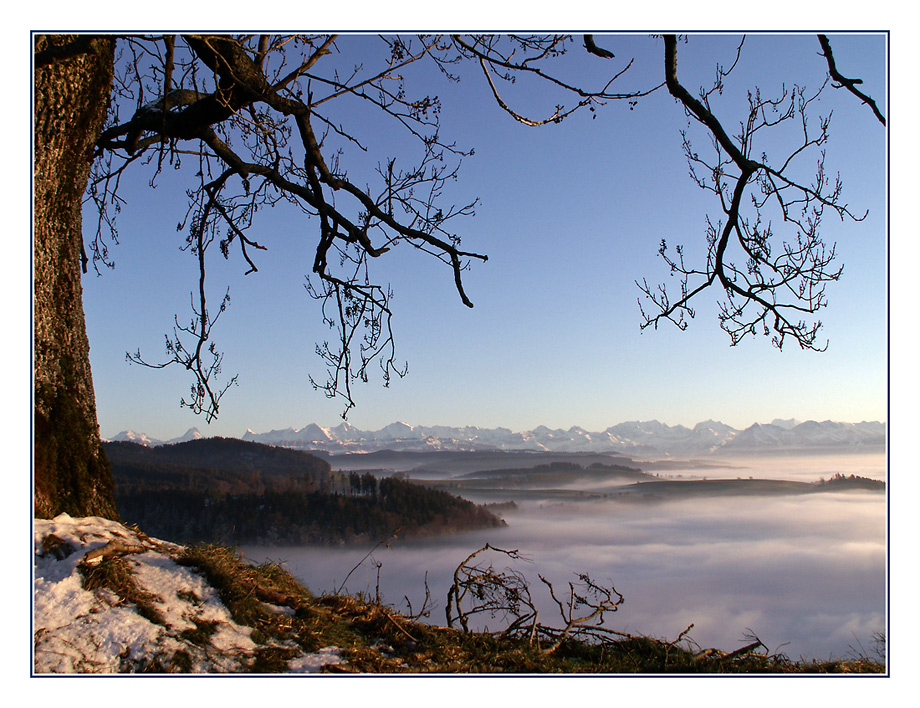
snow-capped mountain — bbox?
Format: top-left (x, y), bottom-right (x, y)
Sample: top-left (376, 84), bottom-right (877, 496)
top-left (108, 430), bottom-right (163, 447)
top-left (169, 427), bottom-right (204, 444)
top-left (107, 427), bottom-right (203, 447)
top-left (236, 419), bottom-right (885, 456)
top-left (113, 419), bottom-right (885, 456)
top-left (722, 420), bottom-right (886, 452)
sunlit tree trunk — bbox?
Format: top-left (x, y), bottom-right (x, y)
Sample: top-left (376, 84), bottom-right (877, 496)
top-left (33, 35), bottom-right (119, 519)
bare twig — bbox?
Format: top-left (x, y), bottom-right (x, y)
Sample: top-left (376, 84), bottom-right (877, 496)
top-left (334, 528), bottom-right (402, 596)
top-left (81, 539), bottom-right (148, 565)
top-left (445, 543), bottom-right (623, 652)
top-left (639, 35), bottom-right (860, 351)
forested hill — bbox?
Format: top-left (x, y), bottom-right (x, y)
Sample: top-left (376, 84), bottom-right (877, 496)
top-left (105, 437), bottom-right (332, 494)
top-left (105, 438), bottom-right (505, 546)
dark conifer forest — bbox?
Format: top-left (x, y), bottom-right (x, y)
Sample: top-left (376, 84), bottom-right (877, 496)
top-left (105, 438), bottom-right (504, 545)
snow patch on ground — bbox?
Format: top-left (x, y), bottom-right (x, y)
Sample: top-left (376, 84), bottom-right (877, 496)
top-left (33, 514), bottom-right (344, 674)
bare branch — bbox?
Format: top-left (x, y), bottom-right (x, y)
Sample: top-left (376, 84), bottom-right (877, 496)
top-left (88, 33), bottom-right (879, 421)
top-left (538, 572), bottom-right (624, 654)
top-left (445, 544), bottom-right (536, 634)
top-left (94, 34), bottom-right (493, 419)
top-left (125, 173), bottom-right (239, 422)
top-left (639, 35), bottom-right (858, 351)
top-left (817, 34), bottom-right (886, 125)
top-left (445, 544), bottom-right (623, 652)
top-left (584, 35), bottom-right (615, 59)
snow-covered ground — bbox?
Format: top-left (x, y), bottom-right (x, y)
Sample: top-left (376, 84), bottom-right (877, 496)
top-left (33, 514), bottom-right (343, 674)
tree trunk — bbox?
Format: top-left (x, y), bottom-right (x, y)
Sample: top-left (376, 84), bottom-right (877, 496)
top-left (33, 35), bottom-right (119, 520)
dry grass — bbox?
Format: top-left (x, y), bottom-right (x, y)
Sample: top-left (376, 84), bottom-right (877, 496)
top-left (79, 553), bottom-right (166, 626)
top-left (171, 543), bottom-right (885, 674)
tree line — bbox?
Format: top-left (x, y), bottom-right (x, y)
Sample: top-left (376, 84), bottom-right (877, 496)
top-left (105, 438), bottom-right (504, 545)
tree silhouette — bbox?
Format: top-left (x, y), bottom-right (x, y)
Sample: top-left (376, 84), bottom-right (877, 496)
top-left (34, 33), bottom-right (884, 518)
top-left (636, 35), bottom-right (882, 351)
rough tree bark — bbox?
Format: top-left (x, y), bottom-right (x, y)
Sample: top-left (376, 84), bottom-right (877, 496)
top-left (33, 35), bottom-right (119, 519)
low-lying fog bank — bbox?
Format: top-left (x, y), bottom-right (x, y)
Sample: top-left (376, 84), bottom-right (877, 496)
top-left (242, 453), bottom-right (886, 662)
top-left (644, 452), bottom-right (887, 483)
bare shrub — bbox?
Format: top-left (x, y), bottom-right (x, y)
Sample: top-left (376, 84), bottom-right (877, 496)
top-left (445, 544), bottom-right (625, 653)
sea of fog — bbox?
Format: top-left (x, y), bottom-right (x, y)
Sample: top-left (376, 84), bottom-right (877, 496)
top-left (242, 453), bottom-right (886, 663)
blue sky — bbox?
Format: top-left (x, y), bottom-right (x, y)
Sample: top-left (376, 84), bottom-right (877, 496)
top-left (74, 33), bottom-right (888, 441)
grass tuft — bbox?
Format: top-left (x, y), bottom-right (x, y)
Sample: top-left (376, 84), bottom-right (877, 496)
top-left (79, 554), bottom-right (165, 625)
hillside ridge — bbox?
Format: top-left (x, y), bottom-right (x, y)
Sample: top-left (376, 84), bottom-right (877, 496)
top-left (104, 437), bottom-right (505, 545)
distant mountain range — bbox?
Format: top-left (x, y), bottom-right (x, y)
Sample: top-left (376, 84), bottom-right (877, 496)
top-left (108, 427), bottom-right (205, 447)
top-left (108, 418), bottom-right (886, 457)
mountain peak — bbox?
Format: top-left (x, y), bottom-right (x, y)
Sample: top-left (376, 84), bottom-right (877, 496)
top-left (169, 427), bottom-right (203, 444)
top-left (115, 418), bottom-right (886, 456)
top-left (110, 430), bottom-right (162, 447)
top-left (378, 421), bottom-right (416, 438)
